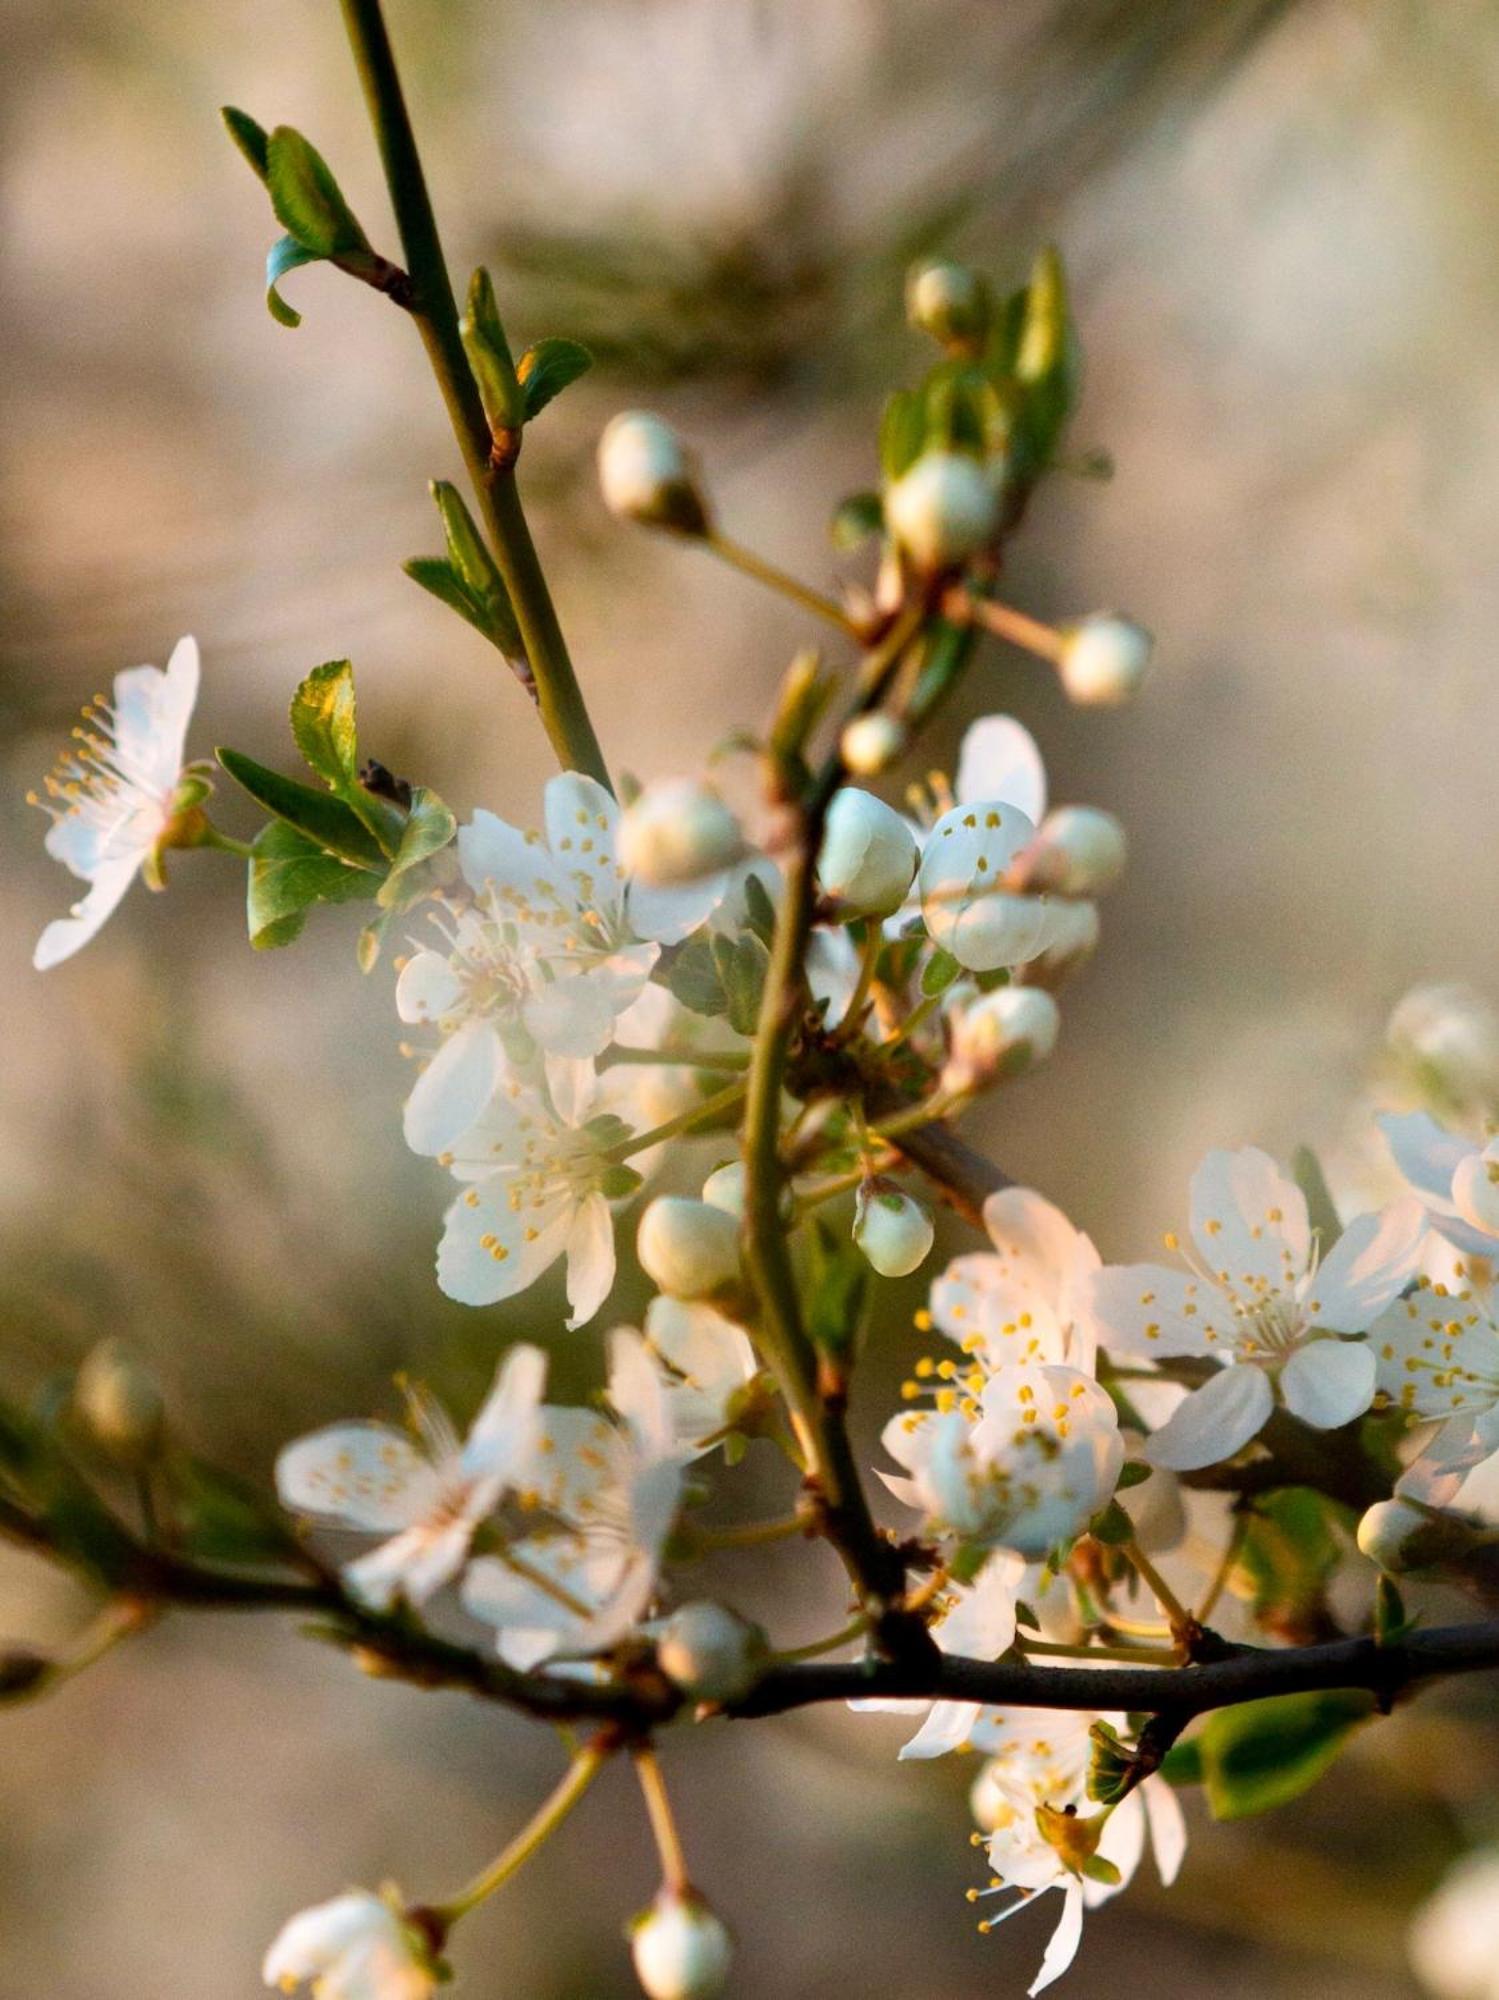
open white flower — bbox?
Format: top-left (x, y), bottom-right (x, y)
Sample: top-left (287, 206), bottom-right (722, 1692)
top-left (275, 1345), bottom-right (545, 1610)
top-left (462, 1330), bottom-right (685, 1667)
top-left (881, 1362), bottom-right (1122, 1559)
top-left (639, 1296), bottom-right (761, 1457)
top-left (434, 1066), bottom-right (636, 1326)
top-left (1088, 1147), bottom-right (1424, 1471)
top-left (399, 773), bottom-right (684, 1155)
top-left (928, 1188), bottom-right (1101, 1377)
top-left (31, 635), bottom-right (202, 970)
top-left (262, 1889), bottom-right (435, 2000)
top-left (1371, 1259), bottom-right (1499, 1507)
top-left (1380, 1110), bottom-right (1499, 1258)
top-left (888, 1553), bottom-right (1026, 1761)
top-left (913, 716), bottom-right (1096, 973)
top-left (968, 1706), bottom-right (1185, 1996)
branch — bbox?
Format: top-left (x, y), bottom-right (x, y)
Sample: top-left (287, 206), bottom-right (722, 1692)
top-left (336, 0), bottom-right (610, 789)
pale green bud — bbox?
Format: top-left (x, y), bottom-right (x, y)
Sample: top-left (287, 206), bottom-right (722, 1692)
top-left (885, 451), bottom-right (998, 572)
top-left (853, 1179), bottom-right (934, 1278)
top-left (73, 1339), bottom-right (165, 1464)
top-left (839, 713), bottom-right (907, 777)
top-left (942, 984), bottom-right (1060, 1094)
top-left (905, 260), bottom-right (988, 346)
top-left (637, 1198), bottom-right (741, 1300)
top-left (1058, 614), bottom-right (1152, 706)
top-left (656, 1601), bottom-right (769, 1705)
top-left (818, 788), bottom-right (918, 918)
top-left (618, 780), bottom-right (745, 887)
top-left (631, 1891), bottom-right (733, 2000)
top-left (598, 413), bottom-right (709, 534)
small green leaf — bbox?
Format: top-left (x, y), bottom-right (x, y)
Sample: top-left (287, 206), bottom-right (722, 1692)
top-left (412, 483), bottom-right (524, 660)
top-left (517, 337), bottom-right (593, 420)
top-left (1116, 1460), bottom-right (1152, 1491)
top-left (376, 786), bottom-right (457, 908)
top-left (217, 747), bottom-right (385, 867)
top-left (712, 933), bottom-right (770, 1037)
top-left (1292, 1144), bottom-right (1344, 1253)
top-left (461, 267), bottom-right (524, 431)
top-left (247, 820), bottom-right (379, 949)
top-left (173, 1456), bottom-right (305, 1567)
top-left (266, 126), bottom-right (369, 259)
top-left (1238, 1487), bottom-right (1346, 1641)
top-left (1194, 1690), bottom-right (1372, 1820)
top-left (662, 934), bottom-right (728, 1018)
top-left (879, 388), bottom-right (925, 482)
top-left (740, 869), bottom-right (779, 949)
top-left (805, 1217), bottom-right (868, 1358)
top-left (290, 660), bottom-right (358, 788)
top-left (266, 234), bottom-right (321, 328)
top-left (1088, 1499), bottom-right (1134, 1547)
top-left (830, 491), bottom-right (885, 551)
top-left (222, 106), bottom-right (271, 184)
top-left (921, 947), bottom-right (962, 997)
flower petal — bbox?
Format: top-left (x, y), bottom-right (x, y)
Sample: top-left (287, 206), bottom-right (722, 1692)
top-left (1309, 1198), bottom-right (1425, 1331)
top-left (1280, 1340), bottom-right (1375, 1430)
top-left (436, 1182), bottom-right (572, 1306)
top-left (33, 853), bottom-right (142, 970)
top-left (1143, 1774), bottom-right (1188, 1885)
top-left (1144, 1364), bottom-right (1273, 1471)
top-left (1086, 1262), bottom-right (1230, 1359)
top-left (1188, 1146), bottom-right (1309, 1293)
top-left (918, 801), bottom-right (1041, 972)
top-left (395, 949), bottom-right (464, 1026)
top-left (275, 1424), bottom-right (440, 1532)
top-left (463, 1343), bottom-right (548, 1479)
top-left (402, 1021), bottom-right (504, 1157)
top-left (956, 715), bottom-right (1047, 820)
top-left (521, 971), bottom-right (616, 1059)
top-left (564, 1191), bottom-right (617, 1329)
top-left (1029, 1882), bottom-right (1086, 1997)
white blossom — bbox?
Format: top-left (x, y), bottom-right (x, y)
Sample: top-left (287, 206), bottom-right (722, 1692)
top-left (262, 1890), bottom-right (435, 2000)
top-left (433, 1067), bottom-right (633, 1327)
top-left (853, 1180), bottom-right (934, 1277)
top-left (398, 773), bottom-right (693, 1156)
top-left (639, 1295), bottom-right (760, 1456)
top-left (967, 1707), bottom-right (1185, 1995)
top-left (31, 635), bottom-right (202, 970)
top-left (885, 450), bottom-right (997, 571)
top-left (637, 1197), bottom-right (741, 1301)
top-left (1380, 1110), bottom-right (1499, 1258)
top-left (1409, 1849), bottom-right (1499, 2000)
top-left (462, 1331), bottom-right (685, 1667)
top-left (941, 984), bottom-right (1060, 1094)
top-left (1089, 1147), bottom-right (1424, 1471)
top-left (927, 1188), bottom-right (1101, 1378)
top-left (818, 787), bottom-right (919, 918)
top-left (275, 1346), bottom-right (545, 1610)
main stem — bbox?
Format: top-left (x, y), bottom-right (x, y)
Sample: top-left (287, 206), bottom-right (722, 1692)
top-left (337, 0), bottom-right (610, 790)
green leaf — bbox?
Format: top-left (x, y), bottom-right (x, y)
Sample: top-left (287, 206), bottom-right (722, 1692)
top-left (1116, 1461), bottom-right (1152, 1491)
top-left (290, 660), bottom-right (359, 788)
top-left (712, 933), bottom-right (770, 1037)
top-left (740, 868), bottom-right (779, 949)
top-left (662, 934), bottom-right (728, 1018)
top-left (222, 106), bottom-right (271, 184)
top-left (217, 747), bottom-right (385, 867)
top-left (921, 947), bottom-right (962, 997)
top-left (247, 820), bottom-right (379, 949)
top-left (1292, 1144), bottom-right (1344, 1253)
top-left (461, 267), bottom-right (524, 431)
top-left (173, 1457), bottom-right (305, 1567)
top-left (830, 491), bottom-right (885, 551)
top-left (411, 483), bottom-right (524, 660)
top-left (266, 126), bottom-right (369, 258)
top-left (1237, 1488), bottom-right (1347, 1643)
top-left (1194, 1690), bottom-right (1372, 1820)
top-left (376, 786), bottom-right (457, 908)
top-left (1087, 1498), bottom-right (1134, 1547)
top-left (266, 234), bottom-right (322, 329)
top-left (517, 337), bottom-right (593, 420)
top-left (879, 388), bottom-right (926, 482)
top-left (805, 1217), bottom-right (868, 1358)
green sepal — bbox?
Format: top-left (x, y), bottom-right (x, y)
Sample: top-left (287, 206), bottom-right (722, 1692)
top-left (740, 868), bottom-right (779, 949)
top-left (831, 490), bottom-right (885, 551)
top-left (1087, 1498), bottom-right (1134, 1547)
top-left (921, 947), bottom-right (962, 997)
top-left (662, 933), bottom-right (729, 1019)
top-left (1116, 1460), bottom-right (1152, 1491)
top-left (216, 747), bottom-right (385, 867)
top-left (517, 337), bottom-right (593, 420)
top-left (712, 932), bottom-right (770, 1037)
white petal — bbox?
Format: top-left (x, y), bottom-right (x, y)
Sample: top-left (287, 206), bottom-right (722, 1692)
top-left (1086, 1262), bottom-right (1229, 1358)
top-left (275, 1424), bottom-right (440, 1531)
top-left (1029, 1882), bottom-right (1086, 1997)
top-left (918, 801), bottom-right (1040, 971)
top-left (956, 715), bottom-right (1047, 820)
top-left (1143, 1775), bottom-right (1188, 1885)
top-left (626, 873), bottom-right (730, 944)
top-left (262, 1892), bottom-right (392, 1985)
top-left (436, 1183), bottom-right (573, 1306)
top-left (897, 1699), bottom-right (983, 1760)
top-left (1452, 1142), bottom-right (1499, 1238)
top-left (33, 854), bottom-right (141, 969)
top-left (521, 972), bottom-right (616, 1059)
top-left (1144, 1365), bottom-right (1273, 1471)
top-left (1188, 1147), bottom-right (1309, 1292)
top-left (1309, 1198), bottom-right (1425, 1331)
top-left (544, 772), bottom-right (620, 863)
top-left (464, 1343), bottom-right (548, 1477)
top-left (1280, 1340), bottom-right (1375, 1430)
top-left (402, 1022), bottom-right (503, 1157)
top-left (565, 1191), bottom-right (617, 1329)
top-left (343, 1519), bottom-right (473, 1609)
top-left (1378, 1110), bottom-right (1468, 1209)
top-left (395, 950), bottom-right (464, 1025)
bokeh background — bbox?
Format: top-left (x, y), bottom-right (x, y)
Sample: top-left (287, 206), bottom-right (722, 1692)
top-left (4, 0), bottom-right (1499, 1993)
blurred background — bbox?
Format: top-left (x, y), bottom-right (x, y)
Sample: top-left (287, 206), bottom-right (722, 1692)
top-left (5, 0), bottom-right (1499, 1992)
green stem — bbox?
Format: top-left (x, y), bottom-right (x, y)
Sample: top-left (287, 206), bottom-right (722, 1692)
top-left (602, 1080), bottom-right (747, 1163)
top-left (429, 1743), bottom-right (610, 1927)
top-left (199, 827), bottom-right (256, 859)
top-left (703, 530), bottom-right (856, 633)
top-left (632, 1746), bottom-right (690, 1895)
top-left (336, 0), bottom-right (609, 789)
top-left (774, 1614), bottom-right (870, 1663)
top-left (600, 1047), bottom-right (750, 1074)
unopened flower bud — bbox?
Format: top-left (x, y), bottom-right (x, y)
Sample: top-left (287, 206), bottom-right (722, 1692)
top-left (840, 713), bottom-right (907, 777)
top-left (638, 1198), bottom-right (741, 1300)
top-left (906, 260), bottom-right (988, 346)
top-left (618, 781), bottom-right (745, 887)
top-left (885, 451), bottom-right (998, 573)
top-left (1019, 806), bottom-right (1127, 896)
top-left (818, 788), bottom-right (918, 918)
top-left (657, 1601), bottom-right (769, 1705)
top-left (631, 1890), bottom-right (733, 2000)
top-left (1355, 1498), bottom-right (1486, 1575)
top-left (73, 1339), bottom-right (165, 1464)
top-left (598, 413), bottom-right (709, 535)
top-left (1027, 898), bottom-right (1100, 987)
top-left (942, 985), bottom-right (1060, 1094)
top-left (1387, 982), bottom-right (1499, 1111)
top-left (1057, 614), bottom-right (1152, 706)
top-left (700, 1162), bottom-right (746, 1219)
top-left (853, 1179), bottom-right (934, 1278)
